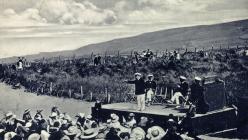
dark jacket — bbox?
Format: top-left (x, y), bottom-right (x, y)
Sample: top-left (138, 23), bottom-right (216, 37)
top-left (190, 83), bottom-right (209, 114)
top-left (145, 80), bottom-right (157, 92)
top-left (127, 78), bottom-right (145, 95)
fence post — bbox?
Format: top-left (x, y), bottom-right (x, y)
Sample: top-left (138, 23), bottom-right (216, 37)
top-left (91, 52), bottom-right (93, 60)
top-left (50, 82), bottom-right (53, 93)
top-left (80, 86), bottom-right (83, 100)
top-left (131, 50), bottom-right (133, 57)
top-left (68, 89), bottom-right (71, 98)
top-left (171, 89), bottom-right (174, 99)
top-left (237, 45), bottom-right (239, 49)
top-left (90, 92), bottom-right (93, 101)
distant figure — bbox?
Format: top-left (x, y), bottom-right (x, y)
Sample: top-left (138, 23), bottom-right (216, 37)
top-left (145, 74), bottom-right (157, 106)
top-left (17, 57), bottom-right (23, 70)
top-left (126, 73), bottom-right (146, 111)
top-left (189, 77), bottom-right (209, 114)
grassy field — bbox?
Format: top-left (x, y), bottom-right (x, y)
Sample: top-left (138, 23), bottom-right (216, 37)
top-left (0, 83), bottom-right (93, 119)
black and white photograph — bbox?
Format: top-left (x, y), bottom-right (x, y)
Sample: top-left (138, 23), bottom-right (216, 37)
top-left (0, 0), bottom-right (248, 139)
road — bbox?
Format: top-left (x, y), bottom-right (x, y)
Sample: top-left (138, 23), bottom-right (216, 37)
top-left (0, 83), bottom-right (93, 119)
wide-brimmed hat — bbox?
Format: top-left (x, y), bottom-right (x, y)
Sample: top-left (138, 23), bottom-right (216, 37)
top-left (64, 114), bottom-right (72, 122)
top-left (24, 109), bottom-right (31, 114)
top-left (4, 132), bottom-right (16, 139)
top-left (63, 126), bottom-right (79, 136)
top-left (179, 76), bottom-right (186, 80)
top-left (27, 133), bottom-right (40, 140)
top-left (49, 112), bottom-right (57, 118)
top-left (40, 130), bottom-right (50, 140)
top-left (110, 114), bottom-right (119, 123)
top-left (129, 113), bottom-right (135, 117)
top-left (195, 76), bottom-right (202, 81)
top-left (37, 109), bottom-right (43, 113)
top-left (80, 128), bottom-right (99, 139)
top-left (147, 126), bottom-right (166, 139)
top-left (75, 113), bottom-right (85, 118)
top-left (134, 73), bottom-right (142, 76)
top-left (147, 74), bottom-right (154, 77)
top-left (86, 115), bottom-right (92, 120)
top-left (131, 127), bottom-right (146, 140)
top-left (5, 111), bottom-right (13, 118)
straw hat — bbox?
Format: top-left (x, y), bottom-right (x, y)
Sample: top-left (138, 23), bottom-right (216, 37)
top-left (134, 73), bottom-right (142, 76)
top-left (63, 126), bottom-right (79, 136)
top-left (147, 126), bottom-right (166, 140)
top-left (110, 114), bottom-right (119, 123)
top-left (64, 114), bottom-right (72, 122)
top-left (131, 127), bottom-right (146, 140)
top-left (4, 132), bottom-right (16, 140)
top-left (80, 128), bottom-right (99, 139)
top-left (86, 115), bottom-right (92, 120)
top-left (5, 111), bottom-right (13, 118)
top-left (27, 133), bottom-right (40, 140)
top-left (37, 109), bottom-right (43, 114)
top-left (195, 76), bottom-right (202, 81)
top-left (24, 109), bottom-right (31, 114)
top-left (75, 113), bottom-right (85, 118)
top-left (147, 74), bottom-right (154, 77)
top-left (179, 76), bottom-right (186, 80)
top-left (40, 130), bottom-right (50, 140)
top-left (129, 113), bottom-right (135, 117)
top-left (49, 112), bottom-right (57, 118)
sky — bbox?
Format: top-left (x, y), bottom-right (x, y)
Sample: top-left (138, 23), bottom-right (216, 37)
top-left (0, 0), bottom-right (248, 58)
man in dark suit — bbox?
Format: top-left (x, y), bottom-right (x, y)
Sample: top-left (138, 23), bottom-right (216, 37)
top-left (126, 73), bottom-right (146, 111)
top-left (189, 77), bottom-right (209, 114)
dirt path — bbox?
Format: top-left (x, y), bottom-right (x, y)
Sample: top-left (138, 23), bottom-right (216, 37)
top-left (0, 83), bottom-right (93, 119)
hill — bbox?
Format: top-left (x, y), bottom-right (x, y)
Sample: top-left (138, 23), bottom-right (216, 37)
top-left (1, 19), bottom-right (248, 63)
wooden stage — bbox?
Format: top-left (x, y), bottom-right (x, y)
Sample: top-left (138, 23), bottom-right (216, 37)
top-left (92, 103), bottom-right (237, 135)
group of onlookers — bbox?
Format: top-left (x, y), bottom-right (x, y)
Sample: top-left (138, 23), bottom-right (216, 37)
top-left (0, 105), bottom-right (200, 140)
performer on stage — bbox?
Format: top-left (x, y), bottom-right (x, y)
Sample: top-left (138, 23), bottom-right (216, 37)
top-left (169, 76), bottom-right (189, 105)
top-left (125, 73), bottom-right (146, 111)
top-left (145, 74), bottom-right (157, 106)
top-left (189, 77), bottom-right (209, 114)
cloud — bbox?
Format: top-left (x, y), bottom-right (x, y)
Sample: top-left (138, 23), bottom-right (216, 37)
top-left (0, 0), bottom-right (117, 27)
top-left (0, 8), bottom-right (47, 27)
top-left (114, 0), bottom-right (248, 25)
top-left (38, 0), bottom-right (117, 25)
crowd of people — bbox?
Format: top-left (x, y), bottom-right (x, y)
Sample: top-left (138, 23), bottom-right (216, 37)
top-left (0, 103), bottom-right (199, 140)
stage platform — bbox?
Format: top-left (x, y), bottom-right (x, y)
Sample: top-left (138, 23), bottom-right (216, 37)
top-left (92, 103), bottom-right (237, 135)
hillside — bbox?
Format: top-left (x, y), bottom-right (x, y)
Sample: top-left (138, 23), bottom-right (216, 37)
top-left (1, 19), bottom-right (248, 63)
top-left (76, 19), bottom-right (248, 54)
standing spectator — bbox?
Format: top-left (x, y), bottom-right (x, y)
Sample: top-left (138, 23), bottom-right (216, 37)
top-left (189, 77), bottom-right (209, 114)
top-left (126, 73), bottom-right (146, 111)
top-left (145, 74), bottom-right (157, 106)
